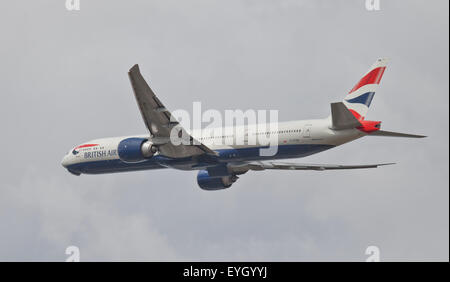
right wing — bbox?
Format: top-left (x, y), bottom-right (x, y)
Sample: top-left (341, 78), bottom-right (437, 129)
top-left (128, 64), bottom-right (217, 158)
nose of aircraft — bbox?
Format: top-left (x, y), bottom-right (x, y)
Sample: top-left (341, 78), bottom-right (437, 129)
top-left (61, 155), bottom-right (69, 168)
top-left (61, 153), bottom-right (82, 176)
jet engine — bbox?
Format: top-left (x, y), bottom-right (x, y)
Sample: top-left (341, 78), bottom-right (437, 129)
top-left (118, 137), bottom-right (157, 163)
top-left (196, 170), bottom-right (238, 190)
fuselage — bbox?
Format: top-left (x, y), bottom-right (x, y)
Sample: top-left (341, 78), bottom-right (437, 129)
top-left (61, 117), bottom-right (366, 175)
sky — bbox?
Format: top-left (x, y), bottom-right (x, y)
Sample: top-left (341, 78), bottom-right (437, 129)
top-left (0, 0), bottom-right (448, 261)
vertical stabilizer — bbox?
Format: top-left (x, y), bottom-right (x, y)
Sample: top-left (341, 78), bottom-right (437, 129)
top-left (343, 58), bottom-right (388, 119)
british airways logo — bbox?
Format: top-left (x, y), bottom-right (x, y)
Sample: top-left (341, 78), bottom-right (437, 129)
top-left (84, 149), bottom-right (117, 159)
top-left (72, 144), bottom-right (98, 155)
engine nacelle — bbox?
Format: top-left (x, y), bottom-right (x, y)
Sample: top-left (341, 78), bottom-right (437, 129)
top-left (197, 170), bottom-right (237, 191)
top-left (117, 137), bottom-right (157, 163)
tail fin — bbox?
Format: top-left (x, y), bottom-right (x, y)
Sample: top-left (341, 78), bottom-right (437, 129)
top-left (343, 58), bottom-right (388, 120)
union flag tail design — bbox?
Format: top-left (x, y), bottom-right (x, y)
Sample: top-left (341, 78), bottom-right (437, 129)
top-left (343, 58), bottom-right (388, 120)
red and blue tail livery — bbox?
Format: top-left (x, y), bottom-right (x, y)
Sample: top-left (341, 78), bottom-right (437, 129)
top-left (343, 58), bottom-right (388, 119)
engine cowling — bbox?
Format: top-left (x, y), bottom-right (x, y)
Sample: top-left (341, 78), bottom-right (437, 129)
top-left (117, 137), bottom-right (157, 163)
top-left (197, 170), bottom-right (237, 191)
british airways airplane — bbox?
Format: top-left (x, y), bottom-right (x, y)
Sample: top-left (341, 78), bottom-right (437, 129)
top-left (61, 58), bottom-right (425, 190)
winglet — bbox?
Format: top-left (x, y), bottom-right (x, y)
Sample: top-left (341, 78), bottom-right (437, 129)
top-left (129, 64), bottom-right (140, 73)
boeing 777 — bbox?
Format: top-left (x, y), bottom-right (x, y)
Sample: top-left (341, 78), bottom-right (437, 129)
top-left (61, 58), bottom-right (425, 190)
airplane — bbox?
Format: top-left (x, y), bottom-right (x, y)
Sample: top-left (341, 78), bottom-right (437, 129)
top-left (61, 58), bottom-right (425, 190)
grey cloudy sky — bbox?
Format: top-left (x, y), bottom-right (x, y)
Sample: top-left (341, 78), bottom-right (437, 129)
top-left (0, 0), bottom-right (448, 261)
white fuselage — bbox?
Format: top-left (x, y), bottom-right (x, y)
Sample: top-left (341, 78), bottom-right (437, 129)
top-left (61, 117), bottom-right (366, 175)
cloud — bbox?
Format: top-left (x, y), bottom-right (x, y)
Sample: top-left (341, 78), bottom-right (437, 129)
top-left (0, 169), bottom-right (178, 261)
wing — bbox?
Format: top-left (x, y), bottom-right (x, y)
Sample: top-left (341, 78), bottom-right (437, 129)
top-left (128, 64), bottom-right (216, 158)
top-left (229, 161), bottom-right (395, 173)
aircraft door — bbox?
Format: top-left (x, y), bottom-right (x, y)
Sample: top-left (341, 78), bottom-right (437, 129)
top-left (302, 125), bottom-right (312, 138)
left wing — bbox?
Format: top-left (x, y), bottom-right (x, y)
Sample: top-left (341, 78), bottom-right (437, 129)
top-left (128, 64), bottom-right (217, 158)
top-left (229, 161), bottom-right (395, 173)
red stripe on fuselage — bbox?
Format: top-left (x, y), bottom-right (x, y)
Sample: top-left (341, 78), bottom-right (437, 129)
top-left (349, 66), bottom-right (386, 94)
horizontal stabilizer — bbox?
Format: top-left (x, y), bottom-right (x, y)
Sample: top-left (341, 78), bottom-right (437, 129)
top-left (330, 102), bottom-right (362, 130)
top-left (369, 130), bottom-right (426, 138)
